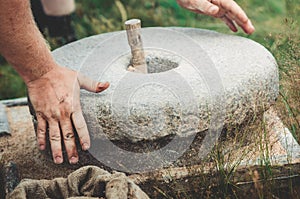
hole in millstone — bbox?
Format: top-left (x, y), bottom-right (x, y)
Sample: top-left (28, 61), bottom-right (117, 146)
top-left (127, 50), bottom-right (180, 73)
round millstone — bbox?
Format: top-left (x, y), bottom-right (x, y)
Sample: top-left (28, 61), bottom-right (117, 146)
top-left (28, 28), bottom-right (279, 171)
top-left (49, 27), bottom-right (278, 143)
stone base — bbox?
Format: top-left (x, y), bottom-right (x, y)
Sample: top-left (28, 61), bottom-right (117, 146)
top-left (1, 99), bottom-right (299, 167)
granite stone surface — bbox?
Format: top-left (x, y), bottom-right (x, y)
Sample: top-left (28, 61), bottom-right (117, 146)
top-left (50, 27), bottom-right (279, 142)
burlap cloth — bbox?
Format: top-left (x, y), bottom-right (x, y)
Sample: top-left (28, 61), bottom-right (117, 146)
top-left (6, 166), bottom-right (149, 199)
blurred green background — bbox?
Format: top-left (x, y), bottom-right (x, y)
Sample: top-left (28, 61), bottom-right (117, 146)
top-left (0, 0), bottom-right (299, 135)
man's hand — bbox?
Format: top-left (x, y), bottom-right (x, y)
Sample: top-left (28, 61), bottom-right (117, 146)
top-left (0, 0), bottom-right (109, 165)
top-left (27, 65), bottom-right (109, 164)
top-left (176, 0), bottom-right (255, 34)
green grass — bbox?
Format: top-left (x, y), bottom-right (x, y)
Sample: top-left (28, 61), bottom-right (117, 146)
top-left (0, 63), bottom-right (26, 99)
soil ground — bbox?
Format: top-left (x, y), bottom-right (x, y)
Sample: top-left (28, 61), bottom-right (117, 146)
top-left (1, 105), bottom-right (300, 198)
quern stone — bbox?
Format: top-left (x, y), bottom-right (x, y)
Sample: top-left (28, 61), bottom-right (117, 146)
top-left (50, 27), bottom-right (278, 142)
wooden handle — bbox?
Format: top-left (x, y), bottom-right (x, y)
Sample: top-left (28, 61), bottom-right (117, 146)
top-left (125, 19), bottom-right (147, 73)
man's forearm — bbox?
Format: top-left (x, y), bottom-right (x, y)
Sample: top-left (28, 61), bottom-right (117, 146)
top-left (0, 0), bottom-right (56, 84)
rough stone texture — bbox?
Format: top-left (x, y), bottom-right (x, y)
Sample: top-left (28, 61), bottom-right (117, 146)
top-left (0, 104), bottom-right (10, 136)
top-left (50, 27), bottom-right (278, 143)
top-left (0, 97), bottom-right (27, 136)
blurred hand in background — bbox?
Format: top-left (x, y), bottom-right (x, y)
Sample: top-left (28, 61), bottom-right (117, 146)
top-left (177, 0), bottom-right (255, 34)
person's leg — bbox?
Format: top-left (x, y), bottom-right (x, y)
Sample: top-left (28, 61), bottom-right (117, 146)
top-left (30, 0), bottom-right (48, 34)
top-left (47, 14), bottom-right (77, 43)
top-left (40, 0), bottom-right (77, 44)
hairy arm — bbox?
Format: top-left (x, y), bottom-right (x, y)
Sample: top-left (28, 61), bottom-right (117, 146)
top-left (0, 0), bottom-right (109, 164)
top-left (0, 0), bottom-right (56, 82)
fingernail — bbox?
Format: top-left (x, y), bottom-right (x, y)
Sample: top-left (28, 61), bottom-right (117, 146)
top-left (39, 144), bottom-right (45, 150)
top-left (99, 82), bottom-right (108, 88)
top-left (247, 21), bottom-right (255, 34)
top-left (69, 156), bottom-right (78, 164)
top-left (54, 156), bottom-right (63, 164)
top-left (208, 6), bottom-right (218, 14)
top-left (82, 143), bottom-right (90, 151)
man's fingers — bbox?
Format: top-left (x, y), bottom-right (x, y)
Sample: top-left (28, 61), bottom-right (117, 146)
top-left (223, 12), bottom-right (255, 34)
top-left (215, 0), bottom-right (247, 21)
top-left (224, 11), bottom-right (254, 34)
top-left (193, 0), bottom-right (220, 15)
top-left (36, 113), bottom-right (47, 150)
top-left (60, 119), bottom-right (78, 164)
top-left (243, 21), bottom-right (255, 34)
top-left (72, 110), bottom-right (90, 151)
top-left (220, 15), bottom-right (237, 32)
top-left (48, 120), bottom-right (63, 164)
top-left (77, 73), bottom-right (109, 93)
top-left (213, 0), bottom-right (255, 34)
top-left (95, 82), bottom-right (110, 93)
top-left (176, 0), bottom-right (255, 34)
